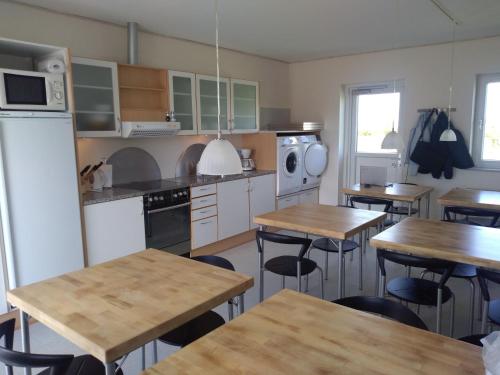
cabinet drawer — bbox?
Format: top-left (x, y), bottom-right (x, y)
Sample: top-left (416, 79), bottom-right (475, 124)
top-left (191, 205), bottom-right (217, 221)
top-left (191, 184), bottom-right (217, 198)
top-left (277, 194), bottom-right (299, 210)
top-left (192, 216), bottom-right (218, 249)
top-left (191, 194), bottom-right (217, 210)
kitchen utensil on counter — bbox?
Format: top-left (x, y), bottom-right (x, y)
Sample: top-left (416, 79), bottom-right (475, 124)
top-left (241, 158), bottom-right (256, 171)
top-left (240, 148), bottom-right (252, 159)
top-left (80, 164), bottom-right (91, 176)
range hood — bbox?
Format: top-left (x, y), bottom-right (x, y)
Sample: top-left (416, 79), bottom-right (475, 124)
top-left (121, 121), bottom-right (180, 138)
top-left (261, 122), bottom-right (324, 132)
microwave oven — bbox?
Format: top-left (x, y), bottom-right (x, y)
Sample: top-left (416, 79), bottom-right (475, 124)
top-left (0, 68), bottom-right (66, 111)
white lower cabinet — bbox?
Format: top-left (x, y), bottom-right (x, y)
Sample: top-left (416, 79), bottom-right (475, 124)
top-left (277, 194), bottom-right (299, 209)
top-left (84, 196), bottom-right (146, 266)
top-left (249, 174), bottom-right (276, 229)
top-left (299, 188), bottom-right (319, 204)
top-left (191, 215), bottom-right (218, 249)
top-left (217, 179), bottom-right (250, 240)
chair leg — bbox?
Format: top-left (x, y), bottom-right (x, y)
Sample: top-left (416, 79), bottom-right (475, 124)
top-left (141, 345), bottom-right (146, 370)
top-left (324, 250), bottom-right (329, 280)
top-left (305, 249), bottom-right (311, 292)
top-left (342, 255), bottom-right (346, 297)
top-left (406, 266), bottom-right (411, 278)
top-left (282, 275), bottom-right (286, 289)
top-left (467, 279), bottom-right (475, 335)
top-left (481, 300), bottom-right (489, 333)
top-left (436, 288), bottom-right (443, 334)
top-left (450, 293), bottom-right (455, 337)
top-left (358, 232), bottom-right (363, 291)
top-left (316, 266), bottom-right (325, 299)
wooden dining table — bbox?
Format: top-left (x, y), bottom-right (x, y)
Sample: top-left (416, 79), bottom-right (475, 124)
top-left (7, 249), bottom-right (254, 375)
top-left (342, 183), bottom-right (433, 218)
top-left (142, 289), bottom-right (483, 375)
top-left (254, 204), bottom-right (386, 300)
top-left (438, 187), bottom-right (500, 215)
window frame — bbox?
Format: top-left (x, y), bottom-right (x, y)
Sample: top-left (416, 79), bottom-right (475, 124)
top-left (472, 73), bottom-right (500, 170)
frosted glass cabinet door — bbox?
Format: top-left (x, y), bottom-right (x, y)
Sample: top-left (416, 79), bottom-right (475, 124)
top-left (169, 71), bottom-right (197, 135)
top-left (231, 79), bottom-right (259, 133)
top-left (196, 75), bottom-right (230, 134)
top-left (72, 57), bottom-right (121, 137)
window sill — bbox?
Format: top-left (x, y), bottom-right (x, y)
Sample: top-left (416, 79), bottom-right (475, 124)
top-left (468, 167), bottom-right (500, 173)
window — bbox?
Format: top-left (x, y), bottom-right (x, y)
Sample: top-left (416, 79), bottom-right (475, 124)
top-left (351, 82), bottom-right (402, 154)
top-left (473, 73), bottom-right (500, 169)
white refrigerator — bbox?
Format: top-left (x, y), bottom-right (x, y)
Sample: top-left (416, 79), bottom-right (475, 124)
top-left (0, 111), bottom-right (84, 312)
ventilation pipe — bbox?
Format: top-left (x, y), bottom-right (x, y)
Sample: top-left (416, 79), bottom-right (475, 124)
top-left (127, 22), bottom-right (139, 64)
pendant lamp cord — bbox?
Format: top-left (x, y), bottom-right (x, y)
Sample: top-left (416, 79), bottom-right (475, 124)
top-left (447, 22), bottom-right (456, 130)
top-left (215, 0), bottom-right (221, 140)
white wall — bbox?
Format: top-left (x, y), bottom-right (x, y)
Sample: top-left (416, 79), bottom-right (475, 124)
top-left (290, 36), bottom-right (500, 218)
top-left (0, 1), bottom-right (289, 176)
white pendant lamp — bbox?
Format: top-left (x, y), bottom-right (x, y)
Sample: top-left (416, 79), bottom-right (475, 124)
top-left (381, 0), bottom-right (403, 151)
top-left (197, 0), bottom-right (243, 176)
top-left (440, 21), bottom-right (458, 142)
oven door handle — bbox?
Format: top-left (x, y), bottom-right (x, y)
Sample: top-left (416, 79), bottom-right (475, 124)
top-left (147, 202), bottom-right (191, 214)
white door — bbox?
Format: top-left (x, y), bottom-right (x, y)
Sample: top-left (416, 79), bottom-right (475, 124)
top-left (217, 179), bottom-right (250, 240)
top-left (249, 174), bottom-right (275, 229)
top-left (84, 196), bottom-right (146, 266)
top-left (345, 81), bottom-right (404, 187)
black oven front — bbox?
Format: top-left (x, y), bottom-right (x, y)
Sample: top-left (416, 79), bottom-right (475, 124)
top-left (144, 187), bottom-right (191, 256)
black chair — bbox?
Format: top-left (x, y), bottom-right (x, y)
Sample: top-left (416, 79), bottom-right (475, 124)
top-left (156, 255), bottom-right (234, 351)
top-left (256, 231), bottom-right (324, 298)
top-left (386, 182), bottom-right (419, 217)
top-left (334, 296), bottom-right (428, 330)
top-left (308, 204), bottom-right (361, 290)
top-left (0, 319), bottom-right (121, 375)
top-left (349, 196), bottom-right (396, 228)
top-left (444, 206), bottom-right (500, 227)
top-left (477, 268), bottom-right (500, 333)
top-left (458, 334), bottom-right (487, 347)
top-left (377, 249), bottom-right (456, 335)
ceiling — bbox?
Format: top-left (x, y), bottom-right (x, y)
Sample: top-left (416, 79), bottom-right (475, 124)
top-left (14, 0), bottom-right (500, 62)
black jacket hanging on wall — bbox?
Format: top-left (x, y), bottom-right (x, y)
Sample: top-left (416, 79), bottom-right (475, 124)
top-left (417, 111), bottom-right (474, 179)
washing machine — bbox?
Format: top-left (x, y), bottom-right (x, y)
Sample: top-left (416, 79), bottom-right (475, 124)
top-left (276, 136), bottom-right (302, 197)
top-left (300, 135), bottom-right (328, 190)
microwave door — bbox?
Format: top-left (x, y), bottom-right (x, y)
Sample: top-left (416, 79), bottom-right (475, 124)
top-left (3, 73), bottom-right (47, 108)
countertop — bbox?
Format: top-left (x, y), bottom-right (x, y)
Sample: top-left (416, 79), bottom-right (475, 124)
top-left (82, 170), bottom-right (275, 206)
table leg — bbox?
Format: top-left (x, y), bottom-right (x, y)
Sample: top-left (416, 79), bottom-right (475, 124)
top-left (238, 294), bottom-right (245, 315)
top-left (20, 311), bottom-right (31, 375)
top-left (105, 363), bottom-right (115, 375)
top-left (345, 194), bottom-right (349, 206)
top-left (141, 346), bottom-right (146, 370)
top-left (358, 231), bottom-right (363, 291)
top-left (418, 199), bottom-right (421, 218)
top-left (259, 225), bottom-right (265, 302)
top-left (407, 202), bottom-right (412, 217)
top-left (338, 240), bottom-right (344, 298)
top-left (153, 339), bottom-right (158, 363)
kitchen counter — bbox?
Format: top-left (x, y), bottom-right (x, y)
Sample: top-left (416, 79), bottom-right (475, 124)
top-left (82, 170), bottom-right (275, 206)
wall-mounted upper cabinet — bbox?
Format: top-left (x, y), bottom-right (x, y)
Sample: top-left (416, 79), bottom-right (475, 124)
top-left (231, 79), bottom-right (259, 133)
top-left (196, 75), bottom-right (230, 135)
top-left (169, 70), bottom-right (197, 135)
top-left (118, 64), bottom-right (169, 122)
top-left (72, 57), bottom-right (121, 137)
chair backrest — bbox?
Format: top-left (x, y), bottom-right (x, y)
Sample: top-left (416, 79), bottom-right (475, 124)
top-left (0, 319), bottom-right (73, 375)
top-left (444, 206), bottom-right (499, 227)
top-left (350, 196), bottom-right (393, 212)
top-left (376, 249), bottom-right (456, 288)
top-left (334, 296), bottom-right (428, 330)
top-left (256, 231), bottom-right (312, 260)
top-left (477, 268), bottom-right (500, 302)
top-left (191, 255), bottom-right (235, 271)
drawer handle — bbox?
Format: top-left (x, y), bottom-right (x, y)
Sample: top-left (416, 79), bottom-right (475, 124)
top-left (199, 210), bottom-right (209, 214)
top-left (200, 220), bottom-right (212, 225)
top-left (199, 187), bottom-right (209, 191)
top-left (199, 199), bottom-right (208, 203)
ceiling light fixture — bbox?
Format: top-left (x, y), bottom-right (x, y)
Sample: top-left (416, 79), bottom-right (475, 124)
top-left (197, 0), bottom-right (243, 176)
top-left (381, 0), bottom-right (403, 151)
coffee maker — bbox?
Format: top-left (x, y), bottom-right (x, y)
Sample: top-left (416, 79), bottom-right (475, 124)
top-left (239, 148), bottom-right (256, 171)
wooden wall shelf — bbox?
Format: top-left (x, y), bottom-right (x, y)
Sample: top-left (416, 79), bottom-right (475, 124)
top-left (118, 64), bottom-right (169, 122)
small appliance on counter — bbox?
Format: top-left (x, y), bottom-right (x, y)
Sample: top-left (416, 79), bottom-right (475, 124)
top-left (239, 148), bottom-right (256, 171)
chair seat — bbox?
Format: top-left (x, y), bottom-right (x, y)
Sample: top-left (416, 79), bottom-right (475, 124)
top-left (427, 263), bottom-right (477, 279)
top-left (387, 206), bottom-right (419, 216)
top-left (311, 238), bottom-right (358, 253)
top-left (158, 310), bottom-right (225, 347)
top-left (458, 334), bottom-right (487, 347)
top-left (265, 256), bottom-right (318, 277)
top-left (39, 355), bottom-right (123, 375)
top-left (488, 299), bottom-right (500, 325)
top-left (386, 277), bottom-right (453, 306)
